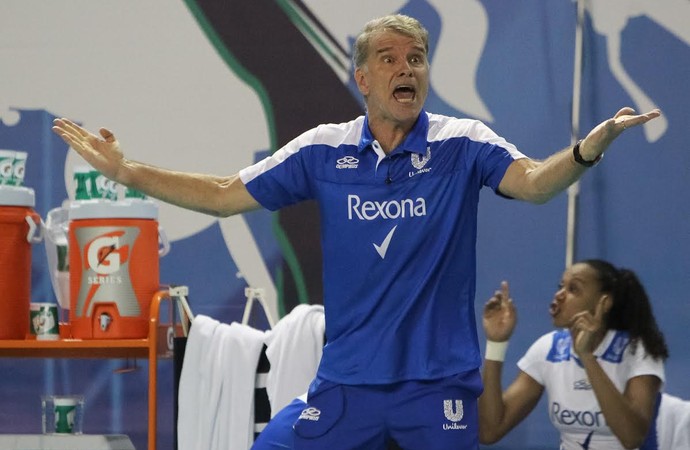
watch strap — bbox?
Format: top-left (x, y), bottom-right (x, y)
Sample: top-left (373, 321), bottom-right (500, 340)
top-left (572, 139), bottom-right (603, 167)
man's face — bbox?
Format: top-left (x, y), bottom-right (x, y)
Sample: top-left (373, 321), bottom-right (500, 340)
top-left (355, 30), bottom-right (429, 128)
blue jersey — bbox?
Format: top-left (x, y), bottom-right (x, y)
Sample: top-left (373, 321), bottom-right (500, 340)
top-left (240, 111), bottom-right (523, 384)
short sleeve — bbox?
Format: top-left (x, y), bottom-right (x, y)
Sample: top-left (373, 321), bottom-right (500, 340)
top-left (517, 333), bottom-right (553, 386)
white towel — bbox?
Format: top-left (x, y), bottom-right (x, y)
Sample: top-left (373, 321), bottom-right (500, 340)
top-left (213, 322), bottom-right (266, 450)
top-left (204, 323), bottom-right (232, 450)
top-left (657, 393), bottom-right (690, 450)
top-left (264, 304), bottom-right (325, 417)
top-left (178, 316), bottom-right (266, 450)
top-left (177, 314), bottom-right (220, 450)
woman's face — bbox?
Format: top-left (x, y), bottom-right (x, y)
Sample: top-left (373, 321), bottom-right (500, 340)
top-left (549, 263), bottom-right (605, 328)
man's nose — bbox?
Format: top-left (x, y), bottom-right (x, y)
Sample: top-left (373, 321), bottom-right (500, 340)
top-left (397, 60), bottom-right (413, 76)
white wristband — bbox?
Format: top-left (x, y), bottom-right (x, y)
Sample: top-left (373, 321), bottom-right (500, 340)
top-left (485, 340), bottom-right (509, 362)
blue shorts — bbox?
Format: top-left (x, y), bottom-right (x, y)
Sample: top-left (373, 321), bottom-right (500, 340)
top-left (293, 370), bottom-right (482, 450)
top-left (252, 397), bottom-right (306, 449)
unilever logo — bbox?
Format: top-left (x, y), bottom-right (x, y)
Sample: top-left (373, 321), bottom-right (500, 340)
top-left (411, 147), bottom-right (431, 170)
top-left (442, 399), bottom-right (467, 431)
top-left (443, 399), bottom-right (463, 422)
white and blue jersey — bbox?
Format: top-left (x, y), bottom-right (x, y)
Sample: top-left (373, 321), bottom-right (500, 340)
top-left (240, 110), bottom-right (524, 384)
top-left (518, 329), bottom-right (665, 450)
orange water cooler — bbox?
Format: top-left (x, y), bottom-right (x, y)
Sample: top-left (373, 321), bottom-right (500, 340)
top-left (68, 199), bottom-right (169, 339)
top-left (0, 186), bottom-right (42, 339)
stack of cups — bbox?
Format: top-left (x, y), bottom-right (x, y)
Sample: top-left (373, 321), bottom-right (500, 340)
top-left (0, 149), bottom-right (28, 186)
top-left (73, 165), bottom-right (119, 201)
top-left (73, 164), bottom-right (148, 201)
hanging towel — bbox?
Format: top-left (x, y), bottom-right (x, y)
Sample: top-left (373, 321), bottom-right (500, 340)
top-left (213, 322), bottom-right (266, 450)
top-left (264, 304), bottom-right (325, 417)
top-left (178, 314), bottom-right (220, 450)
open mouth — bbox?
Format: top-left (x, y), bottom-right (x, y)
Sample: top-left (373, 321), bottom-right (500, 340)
top-left (393, 85), bottom-right (416, 102)
top-left (549, 301), bottom-right (559, 317)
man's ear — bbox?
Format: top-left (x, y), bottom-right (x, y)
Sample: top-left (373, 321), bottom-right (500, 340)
top-left (354, 67), bottom-right (369, 96)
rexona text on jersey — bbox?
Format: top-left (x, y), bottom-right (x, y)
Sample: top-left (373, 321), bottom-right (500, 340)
top-left (240, 111), bottom-right (524, 384)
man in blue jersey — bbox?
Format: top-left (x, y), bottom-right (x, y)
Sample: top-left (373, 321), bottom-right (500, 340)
top-left (53, 14), bottom-right (660, 450)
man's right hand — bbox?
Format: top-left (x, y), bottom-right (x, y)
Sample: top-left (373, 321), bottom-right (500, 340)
top-left (52, 118), bottom-right (125, 183)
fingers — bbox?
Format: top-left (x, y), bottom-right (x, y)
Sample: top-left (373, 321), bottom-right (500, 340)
top-left (613, 108), bottom-right (662, 132)
top-left (484, 295), bottom-right (502, 313)
top-left (568, 311), bottom-right (589, 329)
top-left (489, 281), bottom-right (510, 304)
top-left (52, 119), bottom-right (119, 156)
top-left (484, 285), bottom-right (507, 309)
top-left (645, 108), bottom-right (661, 117)
top-left (613, 106), bottom-right (660, 119)
top-left (55, 118), bottom-right (90, 139)
top-left (51, 123), bottom-right (80, 148)
top-left (570, 309), bottom-right (589, 321)
top-left (614, 107), bottom-right (636, 118)
top-left (483, 281), bottom-right (516, 323)
top-left (99, 127), bottom-right (116, 143)
top-left (52, 119), bottom-right (84, 148)
top-left (569, 310), bottom-right (599, 335)
top-left (500, 280), bottom-right (510, 303)
top-left (569, 315), bottom-right (585, 341)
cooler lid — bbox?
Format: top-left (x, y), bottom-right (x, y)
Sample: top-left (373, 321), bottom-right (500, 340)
top-left (68, 199), bottom-right (159, 220)
top-left (0, 185), bottom-right (35, 207)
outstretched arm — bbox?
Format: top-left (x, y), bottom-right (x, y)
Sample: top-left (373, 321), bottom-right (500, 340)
top-left (499, 107), bottom-right (661, 204)
top-left (478, 282), bottom-right (544, 444)
top-left (52, 118), bottom-right (261, 217)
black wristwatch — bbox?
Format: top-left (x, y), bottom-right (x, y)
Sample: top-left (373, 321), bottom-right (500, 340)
top-left (572, 139), bottom-right (603, 167)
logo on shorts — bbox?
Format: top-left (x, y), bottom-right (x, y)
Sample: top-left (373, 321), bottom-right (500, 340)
top-left (298, 407), bottom-right (321, 422)
top-left (442, 399), bottom-right (467, 430)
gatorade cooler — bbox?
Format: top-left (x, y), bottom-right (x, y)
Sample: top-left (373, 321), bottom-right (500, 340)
top-left (68, 199), bottom-right (169, 339)
top-left (0, 186), bottom-right (42, 339)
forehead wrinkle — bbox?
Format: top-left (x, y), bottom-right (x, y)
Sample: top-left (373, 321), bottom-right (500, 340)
top-left (375, 44), bottom-right (426, 55)
top-left (375, 46), bottom-right (394, 55)
top-left (411, 44), bottom-right (426, 54)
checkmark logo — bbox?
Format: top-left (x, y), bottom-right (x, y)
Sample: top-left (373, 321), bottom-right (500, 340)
top-left (578, 431), bottom-right (594, 449)
top-left (373, 225), bottom-right (397, 259)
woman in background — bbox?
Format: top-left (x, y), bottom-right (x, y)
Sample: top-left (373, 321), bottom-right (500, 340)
top-left (479, 259), bottom-right (668, 449)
